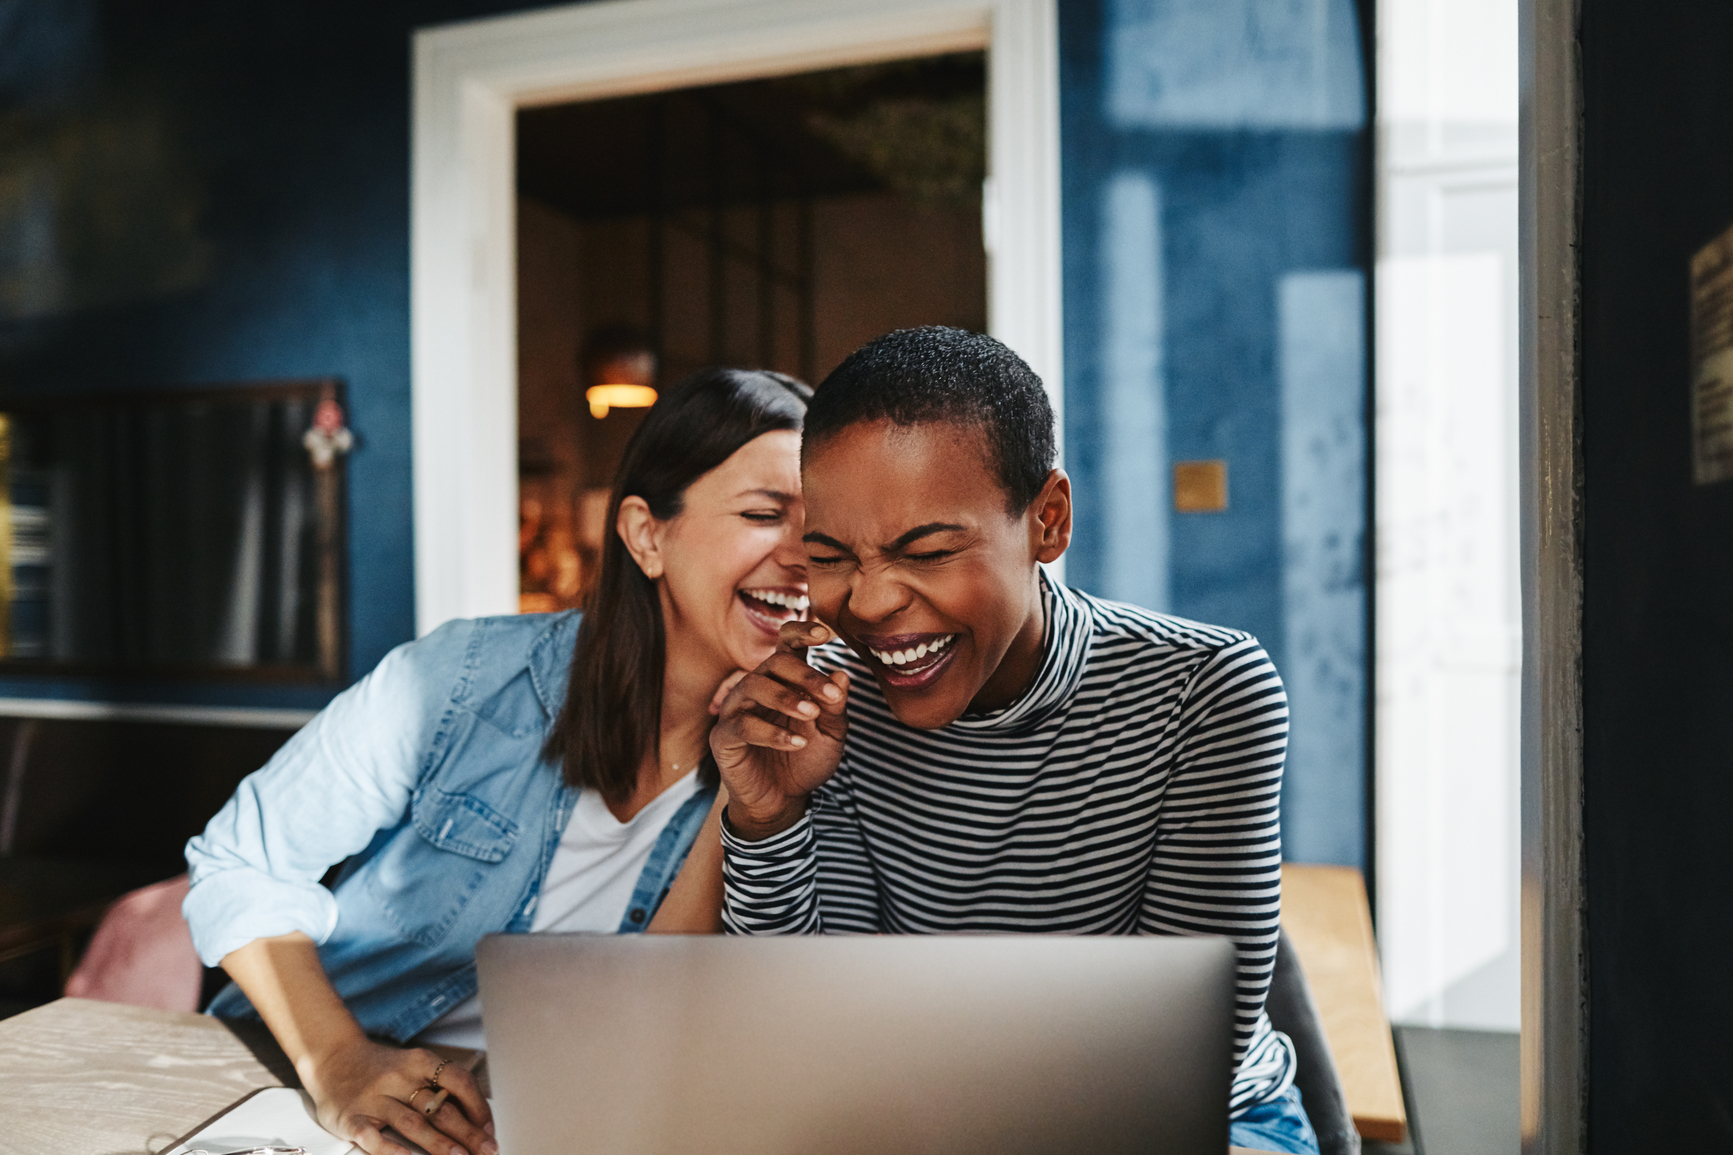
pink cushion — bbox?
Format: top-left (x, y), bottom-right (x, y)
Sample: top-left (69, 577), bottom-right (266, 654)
top-left (64, 874), bottom-right (203, 1013)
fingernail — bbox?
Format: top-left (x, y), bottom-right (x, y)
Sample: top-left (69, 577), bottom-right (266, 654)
top-left (797, 700), bottom-right (819, 717)
top-left (790, 734), bottom-right (807, 747)
top-left (451, 1146), bottom-right (465, 1155)
top-left (808, 625), bottom-right (826, 638)
top-left (486, 1122), bottom-right (497, 1136)
top-left (483, 1142), bottom-right (500, 1155)
top-left (822, 684), bottom-right (842, 701)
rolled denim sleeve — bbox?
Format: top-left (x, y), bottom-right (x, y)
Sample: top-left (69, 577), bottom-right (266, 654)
top-left (182, 620), bottom-right (472, 966)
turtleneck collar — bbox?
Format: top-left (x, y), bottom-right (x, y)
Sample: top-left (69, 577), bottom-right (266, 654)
top-left (948, 569), bottom-right (1094, 734)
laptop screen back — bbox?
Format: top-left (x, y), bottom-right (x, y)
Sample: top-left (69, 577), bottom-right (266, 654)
top-left (477, 933), bottom-right (1236, 1155)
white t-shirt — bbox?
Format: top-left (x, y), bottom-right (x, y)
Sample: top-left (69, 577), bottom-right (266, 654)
top-left (413, 769), bottom-right (703, 1050)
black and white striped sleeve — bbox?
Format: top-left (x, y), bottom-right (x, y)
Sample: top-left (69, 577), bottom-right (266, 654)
top-left (1138, 636), bottom-right (1290, 1109)
top-left (721, 776), bottom-right (884, 934)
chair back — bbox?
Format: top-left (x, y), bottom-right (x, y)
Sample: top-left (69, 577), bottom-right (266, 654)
top-left (64, 874), bottom-right (202, 1012)
top-left (1265, 928), bottom-right (1362, 1155)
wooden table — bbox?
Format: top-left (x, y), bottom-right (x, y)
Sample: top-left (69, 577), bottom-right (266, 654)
top-left (0, 997), bottom-right (295, 1153)
top-left (0, 997), bottom-right (1277, 1154)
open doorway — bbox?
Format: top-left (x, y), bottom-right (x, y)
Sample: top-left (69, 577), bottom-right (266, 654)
top-left (514, 54), bottom-right (988, 611)
top-left (410, 0), bottom-right (1058, 632)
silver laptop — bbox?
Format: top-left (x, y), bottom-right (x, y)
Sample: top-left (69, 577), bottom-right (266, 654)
top-left (476, 933), bottom-right (1236, 1155)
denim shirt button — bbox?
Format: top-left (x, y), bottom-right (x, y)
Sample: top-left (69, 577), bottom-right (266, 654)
top-left (629, 908), bottom-right (646, 924)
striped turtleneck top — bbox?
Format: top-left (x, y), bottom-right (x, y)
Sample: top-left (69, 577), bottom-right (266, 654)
top-left (720, 575), bottom-right (1296, 1116)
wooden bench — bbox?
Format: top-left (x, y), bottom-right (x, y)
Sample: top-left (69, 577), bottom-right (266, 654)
top-left (1281, 862), bottom-right (1408, 1143)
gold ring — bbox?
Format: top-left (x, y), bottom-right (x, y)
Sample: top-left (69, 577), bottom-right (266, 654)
top-left (407, 1087), bottom-right (428, 1111)
top-left (428, 1058), bottom-right (451, 1088)
top-left (423, 1087), bottom-right (451, 1118)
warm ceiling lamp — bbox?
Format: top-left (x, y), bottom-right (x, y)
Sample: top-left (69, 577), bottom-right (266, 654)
top-left (586, 383), bottom-right (657, 419)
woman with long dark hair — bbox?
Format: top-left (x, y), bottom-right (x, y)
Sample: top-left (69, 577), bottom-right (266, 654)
top-left (183, 368), bottom-right (811, 1155)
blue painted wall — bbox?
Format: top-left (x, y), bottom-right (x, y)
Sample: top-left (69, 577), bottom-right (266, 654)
top-left (1, 0), bottom-right (1373, 867)
top-left (1060, 0), bottom-right (1371, 865)
top-left (0, 0), bottom-right (531, 710)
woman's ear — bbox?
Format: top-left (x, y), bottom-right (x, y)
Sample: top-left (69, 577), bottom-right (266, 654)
top-left (617, 495), bottom-right (665, 580)
top-left (1029, 469), bottom-right (1073, 565)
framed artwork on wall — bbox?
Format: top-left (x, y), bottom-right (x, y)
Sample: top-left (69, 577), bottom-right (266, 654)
top-left (0, 379), bottom-right (348, 682)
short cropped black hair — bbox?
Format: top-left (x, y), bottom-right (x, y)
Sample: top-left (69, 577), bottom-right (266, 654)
top-left (803, 327), bottom-right (1056, 513)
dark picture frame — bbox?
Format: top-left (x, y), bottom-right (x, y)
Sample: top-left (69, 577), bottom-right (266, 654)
top-left (0, 379), bottom-right (348, 683)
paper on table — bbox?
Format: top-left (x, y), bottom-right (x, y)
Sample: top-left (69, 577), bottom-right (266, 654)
top-left (165, 1085), bottom-right (475, 1155)
top-left (165, 1087), bottom-right (357, 1155)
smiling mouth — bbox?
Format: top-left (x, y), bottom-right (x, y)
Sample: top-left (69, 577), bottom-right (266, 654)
top-left (739, 588), bottom-right (810, 633)
top-left (863, 633), bottom-right (959, 689)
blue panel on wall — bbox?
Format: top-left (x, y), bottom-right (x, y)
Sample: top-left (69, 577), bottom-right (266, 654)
top-left (1278, 269), bottom-right (1365, 866)
top-left (1107, 0), bottom-right (1366, 130)
top-left (1100, 171), bottom-right (1170, 610)
top-left (1062, 0), bottom-right (1369, 865)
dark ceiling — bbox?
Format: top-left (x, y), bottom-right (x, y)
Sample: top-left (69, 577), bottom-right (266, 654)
top-left (516, 52), bottom-right (985, 219)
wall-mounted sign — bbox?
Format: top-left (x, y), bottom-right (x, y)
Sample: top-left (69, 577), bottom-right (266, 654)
top-left (1690, 222), bottom-right (1733, 484)
top-left (1173, 459), bottom-right (1229, 512)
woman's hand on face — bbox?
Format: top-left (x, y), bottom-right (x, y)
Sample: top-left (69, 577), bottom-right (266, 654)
top-left (304, 1039), bottom-right (494, 1155)
top-left (710, 620), bottom-right (850, 840)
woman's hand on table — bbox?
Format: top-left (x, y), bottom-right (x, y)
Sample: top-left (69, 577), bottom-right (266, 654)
top-left (710, 619), bottom-right (850, 840)
top-left (221, 934), bottom-right (495, 1155)
top-left (303, 1039), bottom-right (494, 1155)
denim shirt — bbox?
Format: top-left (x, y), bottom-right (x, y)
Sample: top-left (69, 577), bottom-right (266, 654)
top-left (183, 611), bottom-right (717, 1042)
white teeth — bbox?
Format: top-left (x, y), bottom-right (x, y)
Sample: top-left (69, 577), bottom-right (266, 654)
top-left (743, 589), bottom-right (810, 613)
top-left (870, 634), bottom-right (956, 667)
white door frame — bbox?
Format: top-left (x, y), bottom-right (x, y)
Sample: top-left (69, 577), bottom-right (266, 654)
top-left (410, 0), bottom-right (1062, 633)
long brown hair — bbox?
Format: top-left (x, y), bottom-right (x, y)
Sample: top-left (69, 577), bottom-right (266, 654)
top-left (546, 367), bottom-right (811, 801)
